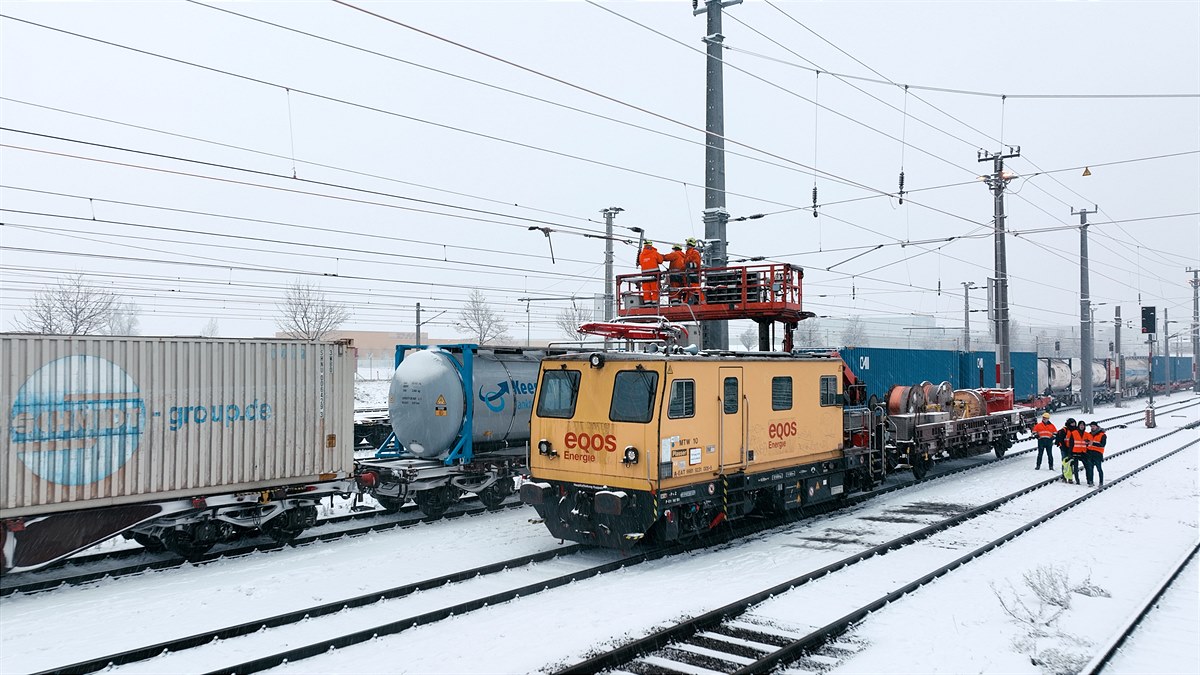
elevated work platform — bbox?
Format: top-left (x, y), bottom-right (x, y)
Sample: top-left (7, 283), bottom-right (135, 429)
top-left (616, 263), bottom-right (813, 325)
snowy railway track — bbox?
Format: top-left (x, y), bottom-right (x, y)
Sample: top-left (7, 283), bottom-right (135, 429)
top-left (1082, 543), bottom-right (1200, 675)
top-left (558, 422), bottom-right (1199, 675)
top-left (36, 542), bottom-right (591, 675)
top-left (0, 496), bottom-right (525, 597)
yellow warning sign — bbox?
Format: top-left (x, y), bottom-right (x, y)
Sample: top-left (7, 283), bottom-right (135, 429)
top-left (434, 393), bottom-right (448, 416)
top-left (436, 395), bottom-right (446, 405)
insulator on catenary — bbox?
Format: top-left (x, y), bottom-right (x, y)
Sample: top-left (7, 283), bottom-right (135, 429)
top-left (812, 185), bottom-right (819, 218)
top-left (898, 170), bottom-right (906, 205)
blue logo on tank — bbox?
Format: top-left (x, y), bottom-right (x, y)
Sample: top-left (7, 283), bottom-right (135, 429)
top-left (479, 381), bottom-right (509, 412)
top-left (9, 355), bottom-right (146, 486)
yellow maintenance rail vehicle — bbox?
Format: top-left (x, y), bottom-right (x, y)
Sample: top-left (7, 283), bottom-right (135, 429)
top-left (520, 348), bottom-right (886, 548)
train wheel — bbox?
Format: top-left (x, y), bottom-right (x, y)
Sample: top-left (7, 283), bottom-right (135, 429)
top-left (476, 480), bottom-right (512, 510)
top-left (262, 505), bottom-right (317, 544)
top-left (993, 442), bottom-right (1008, 459)
top-left (375, 495), bottom-right (404, 513)
top-left (162, 526), bottom-right (215, 559)
top-left (911, 454), bottom-right (930, 481)
top-left (415, 486), bottom-right (452, 519)
top-left (132, 533), bottom-right (166, 552)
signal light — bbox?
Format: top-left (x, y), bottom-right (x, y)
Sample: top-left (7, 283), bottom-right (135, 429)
top-left (1141, 306), bottom-right (1156, 334)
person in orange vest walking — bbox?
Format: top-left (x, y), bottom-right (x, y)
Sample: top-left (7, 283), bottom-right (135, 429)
top-left (637, 240), bottom-right (664, 304)
top-left (662, 243), bottom-right (687, 303)
top-left (1084, 421), bottom-right (1107, 487)
top-left (1032, 412), bottom-right (1057, 471)
top-left (1067, 421), bottom-right (1089, 485)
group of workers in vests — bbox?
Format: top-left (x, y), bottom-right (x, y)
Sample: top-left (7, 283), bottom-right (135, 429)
top-left (637, 238), bottom-right (703, 305)
top-left (1032, 412), bottom-right (1107, 487)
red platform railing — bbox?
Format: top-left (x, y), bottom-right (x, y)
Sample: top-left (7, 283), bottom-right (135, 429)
top-left (616, 263), bottom-right (811, 324)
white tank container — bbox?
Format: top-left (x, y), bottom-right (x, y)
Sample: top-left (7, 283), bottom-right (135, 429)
top-left (1, 335), bottom-right (356, 518)
top-left (1037, 358), bottom-right (1073, 393)
top-left (388, 347), bottom-right (544, 459)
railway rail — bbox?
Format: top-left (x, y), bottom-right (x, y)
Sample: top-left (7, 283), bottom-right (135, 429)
top-left (556, 422), bottom-right (1199, 675)
top-left (29, 401), bottom-right (1195, 674)
top-left (0, 495), bottom-right (523, 597)
top-left (1081, 543), bottom-right (1200, 675)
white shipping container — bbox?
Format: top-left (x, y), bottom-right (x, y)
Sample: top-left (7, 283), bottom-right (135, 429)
top-left (1, 335), bottom-right (356, 518)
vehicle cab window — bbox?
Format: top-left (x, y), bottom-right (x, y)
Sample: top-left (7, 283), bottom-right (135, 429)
top-left (536, 369), bottom-right (581, 418)
top-left (610, 370), bottom-right (659, 423)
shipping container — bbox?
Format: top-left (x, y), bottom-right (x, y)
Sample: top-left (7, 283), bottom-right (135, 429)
top-left (1, 335), bottom-right (356, 519)
top-left (839, 347), bottom-right (1038, 402)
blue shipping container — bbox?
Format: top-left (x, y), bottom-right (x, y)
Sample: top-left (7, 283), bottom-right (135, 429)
top-left (839, 347), bottom-right (1038, 402)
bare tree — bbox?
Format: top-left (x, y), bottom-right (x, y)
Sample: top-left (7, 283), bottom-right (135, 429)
top-left (456, 289), bottom-right (511, 344)
top-left (200, 318), bottom-right (220, 338)
top-left (14, 273), bottom-right (121, 335)
top-left (793, 319), bottom-right (822, 348)
top-left (275, 279), bottom-right (350, 340)
top-left (737, 325), bottom-right (757, 351)
top-left (105, 301), bottom-right (141, 335)
top-left (555, 304), bottom-right (592, 344)
top-left (841, 316), bottom-right (867, 347)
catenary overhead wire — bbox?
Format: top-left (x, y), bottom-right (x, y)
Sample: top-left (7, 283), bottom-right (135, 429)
top-left (179, 2), bottom-right (876, 195)
top-left (0, 10), bottom-right (1007, 240)
top-left (0, 14), bottom-right (853, 216)
top-left (0, 126), bottom-right (617, 240)
top-left (754, 0), bottom-right (1199, 271)
top-left (0, 97), bottom-right (613, 231)
top-left (0, 12), bottom-right (897, 210)
top-left (0, 217), bottom-right (601, 284)
top-left (0, 184), bottom-right (602, 267)
top-left (748, 2), bottom-right (1199, 287)
top-left (577, 0), bottom-right (982, 180)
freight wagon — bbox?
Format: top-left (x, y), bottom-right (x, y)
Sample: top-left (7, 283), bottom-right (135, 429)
top-left (0, 335), bottom-right (356, 572)
top-left (353, 344), bottom-right (560, 517)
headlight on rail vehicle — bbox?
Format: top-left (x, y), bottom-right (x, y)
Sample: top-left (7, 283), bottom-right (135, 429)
top-left (589, 352), bottom-right (605, 369)
top-left (537, 439), bottom-right (557, 457)
top-left (622, 446), bottom-right (639, 465)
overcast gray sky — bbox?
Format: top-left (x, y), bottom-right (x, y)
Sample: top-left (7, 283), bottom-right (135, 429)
top-left (1, 0), bottom-right (1197, 346)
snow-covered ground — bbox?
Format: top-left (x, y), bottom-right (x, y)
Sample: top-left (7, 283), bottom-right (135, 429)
top-left (1, 397), bottom-right (1195, 675)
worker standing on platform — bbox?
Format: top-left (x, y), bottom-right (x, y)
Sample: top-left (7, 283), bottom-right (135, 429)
top-left (662, 243), bottom-right (687, 303)
top-left (683, 237), bottom-right (703, 304)
top-left (637, 240), bottom-right (664, 304)
top-left (1032, 412), bottom-right (1057, 471)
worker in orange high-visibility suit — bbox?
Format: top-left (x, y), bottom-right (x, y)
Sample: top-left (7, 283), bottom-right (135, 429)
top-left (1084, 421), bottom-right (1107, 487)
top-left (1067, 423), bottom-right (1088, 485)
top-left (638, 240), bottom-right (664, 304)
top-left (1032, 412), bottom-right (1057, 471)
top-left (682, 237), bottom-right (704, 304)
top-left (662, 243), bottom-right (687, 303)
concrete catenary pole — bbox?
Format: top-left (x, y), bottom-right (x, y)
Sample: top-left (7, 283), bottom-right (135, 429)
top-left (979, 147), bottom-right (1020, 388)
top-left (696, 0), bottom-right (741, 351)
top-left (1190, 268), bottom-right (1200, 393)
top-left (601, 207), bottom-right (623, 322)
top-left (1073, 205), bottom-right (1098, 414)
top-left (1114, 305), bottom-right (1123, 408)
top-left (415, 302), bottom-right (422, 347)
top-left (1163, 307), bottom-right (1170, 398)
top-left (961, 281), bottom-right (976, 352)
